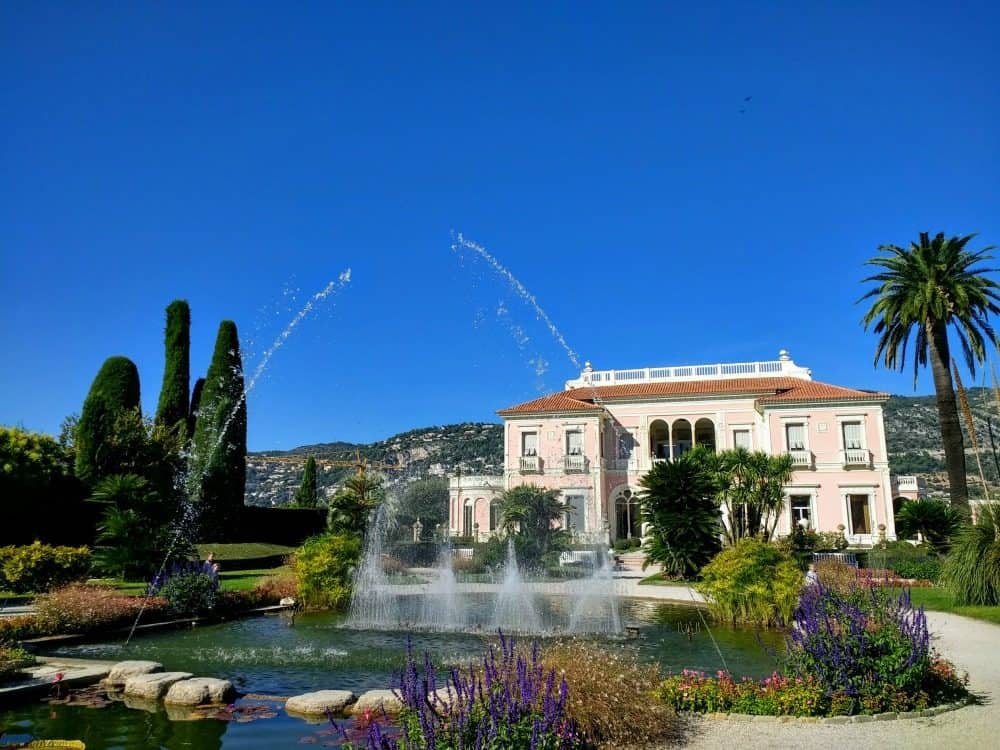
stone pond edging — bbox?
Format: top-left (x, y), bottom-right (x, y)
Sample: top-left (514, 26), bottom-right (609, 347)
top-left (688, 698), bottom-right (973, 725)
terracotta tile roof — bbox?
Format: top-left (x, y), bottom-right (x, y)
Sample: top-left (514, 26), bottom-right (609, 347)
top-left (755, 380), bottom-right (889, 404)
top-left (497, 392), bottom-right (604, 416)
top-left (497, 377), bottom-right (888, 415)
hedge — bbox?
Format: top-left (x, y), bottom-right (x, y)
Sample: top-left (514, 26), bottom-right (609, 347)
top-left (0, 542), bottom-right (92, 593)
top-left (226, 507), bottom-right (327, 546)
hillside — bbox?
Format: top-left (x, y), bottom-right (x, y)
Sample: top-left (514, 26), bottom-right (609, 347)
top-left (246, 388), bottom-right (1000, 505)
top-left (245, 422), bottom-right (503, 506)
top-left (884, 386), bottom-right (1000, 493)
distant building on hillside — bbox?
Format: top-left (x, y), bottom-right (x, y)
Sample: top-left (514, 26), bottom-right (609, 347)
top-left (448, 351), bottom-right (926, 546)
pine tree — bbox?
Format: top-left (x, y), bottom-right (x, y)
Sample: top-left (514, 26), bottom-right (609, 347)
top-left (293, 457), bottom-right (319, 508)
top-left (189, 321), bottom-right (247, 539)
top-left (75, 356), bottom-right (142, 485)
top-left (154, 300), bottom-right (191, 434)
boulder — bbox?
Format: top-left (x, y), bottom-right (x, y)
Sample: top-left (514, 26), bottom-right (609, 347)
top-left (164, 677), bottom-right (235, 706)
top-left (285, 689), bottom-right (357, 717)
top-left (123, 671), bottom-right (194, 700)
top-left (121, 694), bottom-right (160, 714)
top-left (102, 660), bottom-right (163, 688)
top-left (350, 689), bottom-right (403, 715)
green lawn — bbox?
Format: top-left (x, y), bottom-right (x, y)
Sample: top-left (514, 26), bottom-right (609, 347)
top-left (101, 566), bottom-right (292, 596)
top-left (904, 586), bottom-right (1000, 626)
top-left (194, 543), bottom-right (295, 560)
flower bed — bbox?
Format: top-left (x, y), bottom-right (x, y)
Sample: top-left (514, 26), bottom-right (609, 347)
top-left (332, 633), bottom-right (584, 749)
top-left (659, 582), bottom-right (969, 717)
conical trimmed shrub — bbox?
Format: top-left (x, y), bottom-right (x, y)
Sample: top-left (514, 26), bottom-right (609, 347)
top-left (75, 356), bottom-right (141, 485)
top-left (189, 321), bottom-right (247, 539)
top-left (155, 300), bottom-right (191, 434)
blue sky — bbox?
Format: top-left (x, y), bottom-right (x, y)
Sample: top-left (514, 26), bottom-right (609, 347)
top-left (2, 2), bottom-right (998, 451)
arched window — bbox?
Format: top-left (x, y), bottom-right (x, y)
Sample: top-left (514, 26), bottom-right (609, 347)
top-left (615, 489), bottom-right (641, 540)
top-left (463, 499), bottom-right (474, 537)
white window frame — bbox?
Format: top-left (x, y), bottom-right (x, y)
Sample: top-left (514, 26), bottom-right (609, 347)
top-left (788, 494), bottom-right (814, 529)
top-left (521, 431), bottom-right (538, 457)
top-left (565, 429), bottom-right (584, 456)
top-left (839, 485), bottom-right (878, 541)
top-left (781, 486), bottom-right (818, 535)
top-left (732, 427), bottom-right (752, 450)
top-left (781, 417), bottom-right (810, 452)
top-left (837, 416), bottom-right (867, 450)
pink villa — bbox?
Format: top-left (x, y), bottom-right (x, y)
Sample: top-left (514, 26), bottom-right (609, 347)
top-left (449, 351), bottom-right (925, 546)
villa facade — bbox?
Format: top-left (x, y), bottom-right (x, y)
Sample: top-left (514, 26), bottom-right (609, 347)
top-left (449, 351), bottom-right (925, 546)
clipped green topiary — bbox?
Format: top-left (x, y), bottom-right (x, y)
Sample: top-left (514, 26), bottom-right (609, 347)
top-left (188, 376), bottom-right (206, 437)
top-left (189, 321), bottom-right (247, 540)
top-left (75, 356), bottom-right (141, 485)
top-left (293, 457), bottom-right (319, 508)
top-left (154, 300), bottom-right (191, 435)
top-left (697, 538), bottom-right (803, 627)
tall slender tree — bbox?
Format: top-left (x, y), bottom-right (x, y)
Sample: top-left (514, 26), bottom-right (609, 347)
top-left (155, 300), bottom-right (191, 435)
top-left (189, 321), bottom-right (247, 539)
top-left (293, 457), bottom-right (319, 508)
top-left (75, 356), bottom-right (141, 485)
top-left (861, 232), bottom-right (1000, 512)
top-left (188, 376), bottom-right (206, 437)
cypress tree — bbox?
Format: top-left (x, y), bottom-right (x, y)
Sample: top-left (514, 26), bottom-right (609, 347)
top-left (188, 376), bottom-right (206, 437)
top-left (154, 300), bottom-right (191, 434)
top-left (293, 457), bottom-right (319, 508)
top-left (189, 321), bottom-right (247, 539)
top-left (75, 356), bottom-right (142, 485)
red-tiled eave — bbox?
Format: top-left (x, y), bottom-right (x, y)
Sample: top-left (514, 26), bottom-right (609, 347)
top-left (756, 380), bottom-right (889, 404)
top-left (497, 377), bottom-right (888, 415)
top-left (496, 392), bottom-right (604, 416)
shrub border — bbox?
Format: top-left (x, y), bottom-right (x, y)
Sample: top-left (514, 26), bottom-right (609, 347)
top-left (688, 697), bottom-right (972, 724)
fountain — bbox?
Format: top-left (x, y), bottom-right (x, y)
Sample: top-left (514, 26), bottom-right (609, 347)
top-left (344, 511), bottom-right (620, 635)
top-left (418, 541), bottom-right (461, 630)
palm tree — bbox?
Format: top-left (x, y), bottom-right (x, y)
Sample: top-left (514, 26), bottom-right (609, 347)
top-left (861, 232), bottom-right (1000, 512)
top-left (497, 484), bottom-right (570, 566)
top-left (327, 472), bottom-right (383, 535)
top-left (714, 448), bottom-right (794, 544)
top-left (638, 449), bottom-right (721, 578)
top-left (89, 473), bottom-right (175, 580)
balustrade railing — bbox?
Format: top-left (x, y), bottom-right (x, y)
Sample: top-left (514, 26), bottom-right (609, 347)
top-left (841, 448), bottom-right (871, 467)
top-left (519, 455), bottom-right (542, 473)
top-left (564, 454), bottom-right (588, 473)
top-left (788, 449), bottom-right (813, 468)
top-left (566, 355), bottom-right (811, 388)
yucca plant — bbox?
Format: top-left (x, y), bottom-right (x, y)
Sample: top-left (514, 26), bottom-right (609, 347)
top-left (942, 502), bottom-right (1000, 605)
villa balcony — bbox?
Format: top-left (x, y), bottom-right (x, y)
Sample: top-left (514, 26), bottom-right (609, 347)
top-left (519, 455), bottom-right (542, 473)
top-left (564, 454), bottom-right (588, 473)
top-left (788, 449), bottom-right (814, 469)
top-left (892, 475), bottom-right (927, 498)
top-left (841, 448), bottom-right (872, 468)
